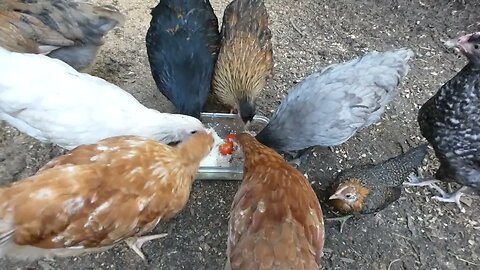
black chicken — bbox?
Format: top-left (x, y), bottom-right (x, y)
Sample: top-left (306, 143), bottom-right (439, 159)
top-left (146, 0), bottom-right (220, 118)
top-left (406, 32), bottom-right (480, 209)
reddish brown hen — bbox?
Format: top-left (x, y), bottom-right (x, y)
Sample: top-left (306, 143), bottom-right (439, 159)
top-left (0, 132), bottom-right (213, 261)
top-left (226, 133), bottom-right (324, 270)
top-left (0, 0), bottom-right (125, 71)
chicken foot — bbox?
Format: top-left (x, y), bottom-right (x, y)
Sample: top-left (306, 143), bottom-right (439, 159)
top-left (325, 215), bottom-right (353, 233)
top-left (125, 233), bottom-right (168, 262)
top-left (403, 172), bottom-right (441, 187)
top-left (403, 171), bottom-right (467, 210)
top-left (286, 147), bottom-right (315, 172)
top-left (430, 185), bottom-right (470, 211)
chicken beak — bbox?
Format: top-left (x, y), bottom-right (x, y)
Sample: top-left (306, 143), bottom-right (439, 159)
top-left (244, 120), bottom-right (252, 129)
top-left (238, 99), bottom-right (256, 124)
top-left (444, 38), bottom-right (462, 54)
top-left (329, 193), bottom-right (341, 200)
top-left (444, 34), bottom-right (474, 55)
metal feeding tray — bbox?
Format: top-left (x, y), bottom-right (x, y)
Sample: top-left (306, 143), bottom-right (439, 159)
top-left (196, 112), bottom-right (269, 181)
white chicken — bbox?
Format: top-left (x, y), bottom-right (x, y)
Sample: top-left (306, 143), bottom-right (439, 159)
top-left (0, 47), bottom-right (206, 149)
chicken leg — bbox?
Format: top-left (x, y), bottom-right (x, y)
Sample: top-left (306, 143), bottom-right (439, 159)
top-left (430, 185), bottom-right (470, 210)
top-left (125, 233), bottom-right (168, 261)
top-left (286, 147), bottom-right (315, 173)
top-left (403, 172), bottom-right (467, 210)
top-left (403, 172), bottom-right (441, 187)
top-left (325, 215), bottom-right (353, 233)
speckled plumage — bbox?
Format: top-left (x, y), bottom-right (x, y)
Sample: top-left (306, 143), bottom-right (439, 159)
top-left (330, 144), bottom-right (428, 214)
top-left (146, 0), bottom-right (220, 118)
top-left (418, 45), bottom-right (480, 192)
top-left (256, 48), bottom-right (413, 152)
top-left (0, 132), bottom-right (214, 261)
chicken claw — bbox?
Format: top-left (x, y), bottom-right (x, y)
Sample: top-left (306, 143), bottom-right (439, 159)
top-left (403, 172), bottom-right (440, 187)
top-left (125, 233), bottom-right (168, 261)
top-left (325, 215), bottom-right (353, 233)
top-left (431, 185), bottom-right (469, 211)
top-left (403, 172), bottom-right (468, 211)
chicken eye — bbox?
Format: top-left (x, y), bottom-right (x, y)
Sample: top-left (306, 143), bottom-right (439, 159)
top-left (474, 44), bottom-right (479, 50)
top-left (345, 194), bottom-right (352, 199)
top-left (191, 130), bottom-right (198, 134)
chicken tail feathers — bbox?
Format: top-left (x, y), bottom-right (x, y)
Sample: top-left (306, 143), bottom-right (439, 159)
top-left (390, 48), bottom-right (414, 79)
top-left (91, 5), bottom-right (126, 33)
top-left (221, 0), bottom-right (271, 43)
top-left (397, 143), bottom-right (429, 168)
top-left (378, 143), bottom-right (429, 186)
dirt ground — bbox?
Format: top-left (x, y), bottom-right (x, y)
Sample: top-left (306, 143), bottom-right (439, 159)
top-left (1, 0), bottom-right (479, 269)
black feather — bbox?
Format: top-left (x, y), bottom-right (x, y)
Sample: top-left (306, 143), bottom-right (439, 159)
top-left (146, 0), bottom-right (220, 118)
top-left (418, 57), bottom-right (480, 192)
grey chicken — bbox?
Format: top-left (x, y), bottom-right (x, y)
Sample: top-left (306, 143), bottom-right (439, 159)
top-left (0, 0), bottom-right (125, 72)
top-left (406, 32), bottom-right (480, 209)
top-left (255, 48), bottom-right (414, 167)
top-left (328, 144), bottom-right (428, 232)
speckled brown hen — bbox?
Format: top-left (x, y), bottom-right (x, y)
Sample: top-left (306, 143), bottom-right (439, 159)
top-left (0, 0), bottom-right (125, 71)
top-left (0, 132), bottom-right (213, 261)
top-left (327, 144), bottom-right (428, 232)
top-left (212, 0), bottom-right (273, 124)
top-left (226, 133), bottom-right (324, 270)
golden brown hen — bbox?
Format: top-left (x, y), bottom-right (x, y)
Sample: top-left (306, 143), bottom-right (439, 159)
top-left (212, 0), bottom-right (273, 124)
top-left (0, 132), bottom-right (213, 261)
top-left (226, 133), bottom-right (324, 270)
top-left (0, 0), bottom-right (125, 71)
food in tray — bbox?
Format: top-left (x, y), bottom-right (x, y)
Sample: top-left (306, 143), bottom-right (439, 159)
top-left (218, 133), bottom-right (236, 155)
top-left (218, 142), bottom-right (234, 156)
top-left (200, 129), bottom-right (242, 167)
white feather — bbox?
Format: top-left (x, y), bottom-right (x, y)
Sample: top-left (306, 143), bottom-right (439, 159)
top-left (0, 47), bottom-right (205, 149)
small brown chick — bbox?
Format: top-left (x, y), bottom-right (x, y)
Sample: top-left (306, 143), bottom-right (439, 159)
top-left (0, 0), bottom-right (125, 71)
top-left (327, 144), bottom-right (428, 232)
top-left (226, 133), bottom-right (324, 270)
top-left (212, 0), bottom-right (273, 124)
top-left (0, 132), bottom-right (213, 261)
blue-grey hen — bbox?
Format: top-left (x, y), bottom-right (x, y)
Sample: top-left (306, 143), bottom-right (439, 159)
top-left (255, 49), bottom-right (414, 164)
top-left (406, 32), bottom-right (480, 209)
top-left (328, 144), bottom-right (428, 232)
top-left (146, 0), bottom-right (220, 118)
